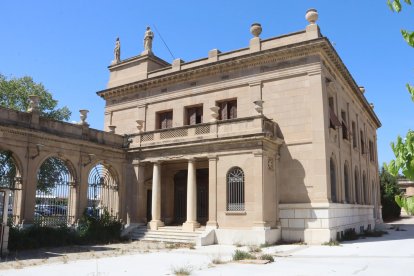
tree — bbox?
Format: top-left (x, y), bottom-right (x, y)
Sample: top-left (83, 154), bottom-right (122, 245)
top-left (0, 74), bottom-right (72, 192)
top-left (0, 74), bottom-right (71, 121)
top-left (385, 1), bottom-right (414, 180)
top-left (380, 167), bottom-right (401, 220)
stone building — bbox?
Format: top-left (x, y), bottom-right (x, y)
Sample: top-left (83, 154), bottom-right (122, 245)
top-left (0, 9), bottom-right (381, 246)
top-left (97, 9), bottom-right (382, 244)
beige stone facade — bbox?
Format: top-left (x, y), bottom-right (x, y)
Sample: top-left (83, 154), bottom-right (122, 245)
top-left (95, 11), bottom-right (381, 244)
top-left (0, 10), bottom-right (381, 245)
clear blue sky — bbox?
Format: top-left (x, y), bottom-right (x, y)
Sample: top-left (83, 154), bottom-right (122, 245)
top-left (1, 1), bottom-right (413, 167)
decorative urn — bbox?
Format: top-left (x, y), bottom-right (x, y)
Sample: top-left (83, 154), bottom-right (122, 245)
top-left (305, 9), bottom-right (318, 24)
top-left (250, 23), bottom-right (262, 37)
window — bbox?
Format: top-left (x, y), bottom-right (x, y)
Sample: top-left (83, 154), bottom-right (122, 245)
top-left (352, 121), bottom-right (357, 148)
top-left (157, 110), bottom-right (173, 129)
top-left (341, 111), bottom-right (349, 140)
top-left (369, 140), bottom-right (375, 162)
top-left (227, 167), bottom-right (245, 211)
top-left (344, 162), bottom-right (350, 203)
top-left (330, 157), bottom-right (337, 203)
top-left (185, 106), bottom-right (203, 125)
top-left (218, 100), bottom-right (237, 120)
top-left (362, 172), bottom-right (367, 204)
top-left (328, 97), bottom-right (341, 129)
top-left (360, 130), bottom-right (365, 154)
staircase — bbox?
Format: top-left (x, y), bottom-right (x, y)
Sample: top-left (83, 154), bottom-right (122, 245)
top-left (130, 225), bottom-right (205, 244)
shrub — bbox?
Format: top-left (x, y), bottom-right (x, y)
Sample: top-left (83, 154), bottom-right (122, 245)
top-left (260, 254), bottom-right (275, 262)
top-left (233, 249), bottom-right (256, 261)
top-left (395, 195), bottom-right (414, 215)
top-left (341, 228), bottom-right (358, 241)
top-left (322, 240), bottom-right (340, 246)
top-left (172, 265), bottom-right (192, 275)
top-left (248, 245), bottom-right (262, 253)
top-left (380, 168), bottom-right (401, 220)
top-left (362, 230), bottom-right (388, 237)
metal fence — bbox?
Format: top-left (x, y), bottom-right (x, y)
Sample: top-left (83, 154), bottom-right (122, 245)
top-left (87, 163), bottom-right (119, 218)
top-left (35, 157), bottom-right (73, 226)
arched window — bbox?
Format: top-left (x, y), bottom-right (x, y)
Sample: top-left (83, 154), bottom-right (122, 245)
top-left (36, 156), bottom-right (75, 226)
top-left (354, 167), bottom-right (360, 204)
top-left (227, 167), bottom-right (245, 211)
top-left (330, 158), bottom-right (337, 203)
top-left (88, 163), bottom-right (119, 218)
top-left (344, 162), bottom-right (350, 203)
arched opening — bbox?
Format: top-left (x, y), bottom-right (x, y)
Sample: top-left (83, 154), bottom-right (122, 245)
top-left (87, 163), bottom-right (119, 218)
top-left (354, 167), bottom-right (360, 204)
top-left (35, 156), bottom-right (75, 226)
top-left (0, 150), bottom-right (21, 224)
top-left (227, 167), bottom-right (245, 211)
top-left (344, 162), bottom-right (350, 203)
top-left (330, 158), bottom-right (337, 203)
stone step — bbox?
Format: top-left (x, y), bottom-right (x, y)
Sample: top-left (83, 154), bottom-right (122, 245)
top-left (141, 237), bottom-right (196, 243)
top-left (129, 225), bottom-right (204, 244)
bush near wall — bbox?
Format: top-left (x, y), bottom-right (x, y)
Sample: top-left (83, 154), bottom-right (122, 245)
top-left (380, 168), bottom-right (402, 221)
top-left (8, 209), bottom-right (123, 251)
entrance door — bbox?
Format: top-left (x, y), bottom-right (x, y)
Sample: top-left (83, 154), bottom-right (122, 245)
top-left (146, 190), bottom-right (152, 223)
top-left (196, 169), bottom-right (209, 225)
top-left (174, 171), bottom-right (187, 224)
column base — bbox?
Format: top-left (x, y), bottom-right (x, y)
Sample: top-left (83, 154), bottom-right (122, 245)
top-left (182, 221), bottom-right (200, 232)
top-left (149, 220), bottom-right (164, 230)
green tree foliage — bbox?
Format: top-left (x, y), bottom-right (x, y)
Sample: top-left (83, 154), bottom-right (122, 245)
top-left (395, 195), bottom-right (414, 215)
top-left (380, 167), bottom-right (402, 220)
top-left (386, 1), bottom-right (414, 180)
top-left (0, 74), bottom-right (71, 121)
top-left (0, 151), bottom-right (16, 188)
top-left (37, 157), bottom-right (69, 193)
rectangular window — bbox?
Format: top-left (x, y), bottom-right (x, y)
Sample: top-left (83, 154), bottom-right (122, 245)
top-left (185, 105), bottom-right (203, 125)
top-left (360, 130), bottom-right (365, 154)
top-left (369, 140), bottom-right (375, 162)
top-left (352, 121), bottom-right (357, 148)
top-left (157, 110), bottom-right (173, 129)
top-left (218, 99), bottom-right (237, 120)
top-left (341, 110), bottom-right (349, 140)
top-left (328, 96), bottom-right (341, 129)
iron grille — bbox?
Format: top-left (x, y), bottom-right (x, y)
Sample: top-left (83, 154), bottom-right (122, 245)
top-left (227, 167), bottom-right (245, 211)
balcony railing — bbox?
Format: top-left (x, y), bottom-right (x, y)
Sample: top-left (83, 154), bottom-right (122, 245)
top-left (130, 116), bottom-right (280, 147)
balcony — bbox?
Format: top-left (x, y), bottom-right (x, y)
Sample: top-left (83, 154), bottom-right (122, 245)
top-left (129, 116), bottom-right (282, 149)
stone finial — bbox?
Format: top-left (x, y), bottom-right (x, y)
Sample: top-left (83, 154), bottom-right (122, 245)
top-left (143, 26), bottom-right (154, 54)
top-left (108, 125), bottom-right (116, 133)
top-left (136, 120), bottom-right (145, 132)
top-left (370, 103), bottom-right (374, 109)
top-left (305, 9), bottom-right (318, 25)
top-left (27, 95), bottom-right (40, 113)
top-left (111, 37), bottom-right (121, 65)
top-left (250, 23), bottom-right (262, 38)
top-left (359, 86), bottom-right (365, 93)
top-left (254, 100), bottom-right (264, 114)
top-left (210, 106), bottom-right (220, 122)
top-left (79, 109), bottom-right (89, 125)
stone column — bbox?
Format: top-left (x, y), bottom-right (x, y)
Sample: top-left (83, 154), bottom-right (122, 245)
top-left (206, 155), bottom-right (218, 229)
top-left (134, 162), bottom-right (146, 224)
top-left (183, 158), bottom-right (199, 231)
top-left (149, 161), bottom-right (164, 230)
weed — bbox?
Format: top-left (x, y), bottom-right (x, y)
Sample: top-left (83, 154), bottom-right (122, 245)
top-left (259, 254), bottom-right (275, 262)
top-left (172, 265), bottom-right (193, 275)
top-left (322, 240), bottom-right (340, 246)
top-left (211, 256), bottom-right (225, 265)
top-left (233, 249), bottom-right (256, 261)
top-left (260, 242), bottom-right (275, 248)
top-left (248, 245), bottom-right (262, 253)
top-left (166, 243), bottom-right (180, 249)
top-left (362, 230), bottom-right (388, 237)
top-left (234, 242), bottom-right (243, 247)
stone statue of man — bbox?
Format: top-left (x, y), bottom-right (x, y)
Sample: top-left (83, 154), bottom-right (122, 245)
top-left (113, 37), bottom-right (121, 64)
top-left (143, 26), bottom-right (154, 52)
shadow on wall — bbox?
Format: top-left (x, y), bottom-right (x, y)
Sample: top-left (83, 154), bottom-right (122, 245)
top-left (279, 144), bottom-right (310, 204)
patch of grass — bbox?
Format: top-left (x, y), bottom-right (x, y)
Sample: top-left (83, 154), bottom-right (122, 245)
top-left (233, 249), bottom-right (256, 261)
top-left (260, 242), bottom-right (275, 248)
top-left (172, 265), bottom-right (193, 275)
top-left (248, 245), bottom-right (262, 253)
top-left (259, 254), bottom-right (275, 263)
top-left (166, 243), bottom-right (181, 249)
top-left (322, 240), bottom-right (340, 246)
top-left (211, 256), bottom-right (225, 265)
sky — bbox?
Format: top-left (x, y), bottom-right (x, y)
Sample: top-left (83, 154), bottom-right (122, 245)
top-left (1, 0), bottom-right (413, 167)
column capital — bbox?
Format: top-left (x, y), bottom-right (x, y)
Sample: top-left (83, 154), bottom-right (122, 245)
top-left (187, 157), bottom-right (196, 162)
top-left (208, 154), bottom-right (218, 161)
